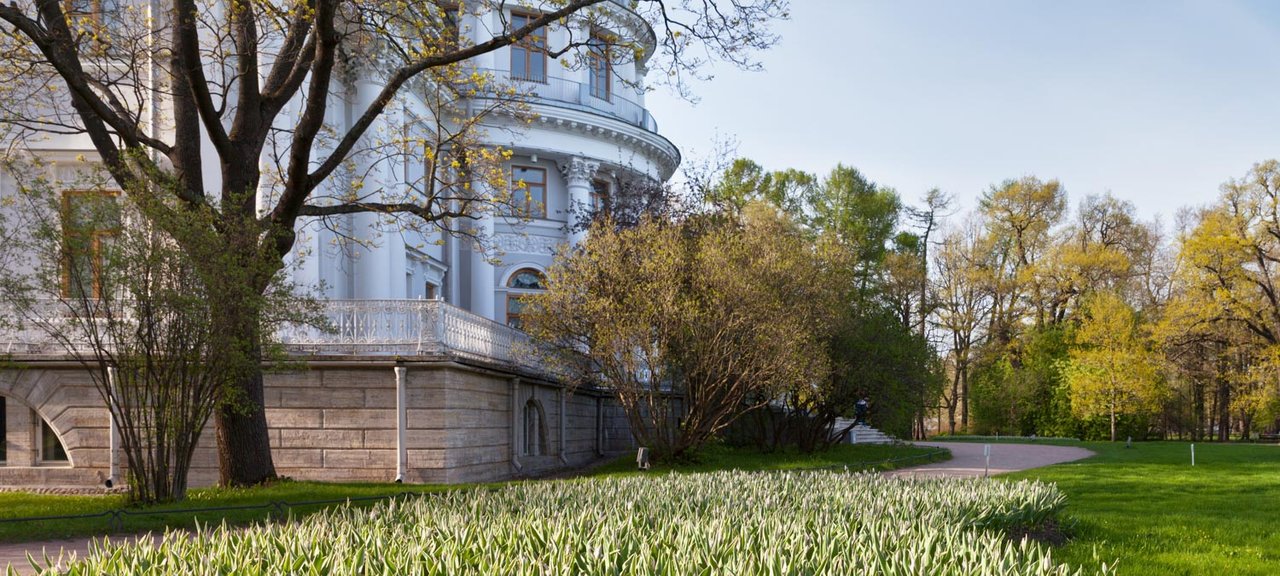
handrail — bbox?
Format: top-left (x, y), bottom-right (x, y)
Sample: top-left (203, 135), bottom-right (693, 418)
top-left (2, 299), bottom-right (549, 374)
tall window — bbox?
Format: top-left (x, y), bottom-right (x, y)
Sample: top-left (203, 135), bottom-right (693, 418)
top-left (64, 0), bottom-right (127, 39)
top-left (62, 190), bottom-right (120, 299)
top-left (509, 166), bottom-right (547, 218)
top-left (506, 268), bottom-right (546, 329)
top-left (42, 420), bottom-right (68, 463)
top-left (510, 13), bottom-right (546, 82)
top-left (438, 3), bottom-right (460, 50)
top-left (588, 33), bottom-right (611, 101)
top-left (591, 179), bottom-right (610, 212)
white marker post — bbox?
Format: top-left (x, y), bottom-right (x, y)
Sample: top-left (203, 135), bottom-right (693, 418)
top-left (1191, 443), bottom-right (1195, 467)
top-left (983, 444), bottom-right (991, 477)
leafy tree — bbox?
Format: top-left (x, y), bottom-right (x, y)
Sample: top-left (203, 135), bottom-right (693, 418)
top-left (977, 176), bottom-right (1067, 340)
top-left (0, 0), bottom-right (788, 484)
top-left (1062, 292), bottom-right (1162, 441)
top-left (0, 159), bottom-right (310, 502)
top-left (811, 165), bottom-right (901, 290)
top-left (931, 218), bottom-right (990, 433)
top-left (705, 158), bottom-right (817, 221)
top-left (524, 202), bottom-right (830, 460)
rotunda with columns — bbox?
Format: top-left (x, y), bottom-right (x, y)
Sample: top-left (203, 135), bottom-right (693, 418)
top-left (289, 1), bottom-right (680, 327)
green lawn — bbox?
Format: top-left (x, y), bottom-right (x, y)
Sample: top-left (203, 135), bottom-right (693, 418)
top-left (999, 441), bottom-right (1280, 576)
top-left (586, 441), bottom-right (948, 477)
top-left (0, 480), bottom-right (462, 543)
top-left (0, 442), bottom-right (946, 544)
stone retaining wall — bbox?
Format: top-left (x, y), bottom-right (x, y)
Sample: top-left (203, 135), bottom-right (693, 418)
top-left (0, 360), bottom-right (633, 489)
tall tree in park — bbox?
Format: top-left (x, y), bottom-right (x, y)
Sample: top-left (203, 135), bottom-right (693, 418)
top-left (0, 0), bottom-right (787, 485)
top-left (931, 218), bottom-right (991, 433)
top-left (811, 165), bottom-right (902, 292)
top-left (1036, 194), bottom-right (1155, 324)
top-left (1062, 291), bottom-right (1161, 441)
top-left (1160, 161), bottom-right (1280, 439)
top-left (977, 176), bottom-right (1067, 340)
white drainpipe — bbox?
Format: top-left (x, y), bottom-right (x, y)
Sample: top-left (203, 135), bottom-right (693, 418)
top-left (106, 366), bottom-right (119, 489)
top-left (510, 378), bottom-right (522, 471)
top-left (394, 365), bottom-right (407, 483)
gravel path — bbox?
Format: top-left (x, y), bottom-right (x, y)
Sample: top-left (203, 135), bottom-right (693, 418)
top-left (0, 535), bottom-right (133, 576)
top-left (886, 441), bottom-right (1095, 478)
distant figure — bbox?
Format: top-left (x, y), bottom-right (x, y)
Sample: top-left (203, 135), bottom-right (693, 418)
top-left (855, 397), bottom-right (869, 425)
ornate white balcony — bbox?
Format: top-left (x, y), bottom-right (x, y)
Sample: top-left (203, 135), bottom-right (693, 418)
top-left (1, 299), bottom-right (546, 374)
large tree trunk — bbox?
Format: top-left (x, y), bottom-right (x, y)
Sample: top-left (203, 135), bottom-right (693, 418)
top-left (947, 364), bottom-right (960, 434)
top-left (1216, 378), bottom-right (1231, 443)
top-left (208, 268), bottom-right (279, 486)
top-left (215, 369), bottom-right (277, 486)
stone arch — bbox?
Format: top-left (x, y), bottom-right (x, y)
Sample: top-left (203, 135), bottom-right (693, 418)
top-left (0, 369), bottom-right (88, 468)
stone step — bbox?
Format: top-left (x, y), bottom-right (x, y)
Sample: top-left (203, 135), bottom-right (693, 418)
top-left (834, 417), bottom-right (896, 445)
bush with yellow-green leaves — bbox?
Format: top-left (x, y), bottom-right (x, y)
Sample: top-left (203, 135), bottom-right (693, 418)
top-left (25, 471), bottom-right (1107, 575)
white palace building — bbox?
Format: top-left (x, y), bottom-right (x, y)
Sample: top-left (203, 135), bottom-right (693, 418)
top-left (0, 2), bottom-right (678, 489)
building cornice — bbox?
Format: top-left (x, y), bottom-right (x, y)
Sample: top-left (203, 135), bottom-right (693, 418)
top-left (494, 102), bottom-right (680, 179)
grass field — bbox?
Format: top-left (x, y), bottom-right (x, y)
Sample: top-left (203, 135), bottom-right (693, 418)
top-left (998, 440), bottom-right (1280, 576)
top-left (586, 441), bottom-right (947, 476)
top-left (0, 442), bottom-right (946, 544)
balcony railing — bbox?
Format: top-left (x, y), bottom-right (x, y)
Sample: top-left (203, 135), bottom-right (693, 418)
top-left (479, 67), bottom-right (659, 133)
top-left (1, 299), bottom-right (548, 374)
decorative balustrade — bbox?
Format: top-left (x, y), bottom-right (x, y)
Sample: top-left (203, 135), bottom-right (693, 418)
top-left (3, 299), bottom-right (547, 374)
top-left (0, 299), bottom-right (133, 356)
top-left (477, 67), bottom-right (659, 133)
top-left (278, 299), bottom-right (543, 371)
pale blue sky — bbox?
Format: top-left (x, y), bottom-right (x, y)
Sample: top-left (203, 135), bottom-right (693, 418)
top-left (645, 0), bottom-right (1280, 223)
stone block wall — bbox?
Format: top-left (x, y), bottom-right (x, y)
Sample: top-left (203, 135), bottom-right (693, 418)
top-left (0, 360), bottom-right (628, 490)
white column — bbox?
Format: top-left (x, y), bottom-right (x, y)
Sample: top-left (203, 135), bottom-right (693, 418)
top-left (468, 176), bottom-right (497, 319)
top-left (559, 157), bottom-right (599, 246)
top-left (468, 216), bottom-right (496, 319)
top-left (351, 78), bottom-right (406, 299)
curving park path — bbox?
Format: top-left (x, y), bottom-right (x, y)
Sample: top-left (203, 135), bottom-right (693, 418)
top-left (886, 441), bottom-right (1095, 479)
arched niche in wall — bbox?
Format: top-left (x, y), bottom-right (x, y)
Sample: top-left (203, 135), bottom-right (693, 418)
top-left (522, 398), bottom-right (549, 457)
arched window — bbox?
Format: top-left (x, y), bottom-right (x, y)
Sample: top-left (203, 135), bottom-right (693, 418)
top-left (506, 268), bottom-right (547, 329)
top-left (42, 420), bottom-right (68, 462)
top-left (523, 399), bottom-right (547, 456)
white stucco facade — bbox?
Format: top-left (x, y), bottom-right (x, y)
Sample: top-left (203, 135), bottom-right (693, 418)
top-left (282, 2), bottom-right (681, 327)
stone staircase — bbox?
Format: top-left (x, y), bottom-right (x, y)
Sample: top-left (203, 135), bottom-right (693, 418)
top-left (833, 418), bottom-right (896, 445)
